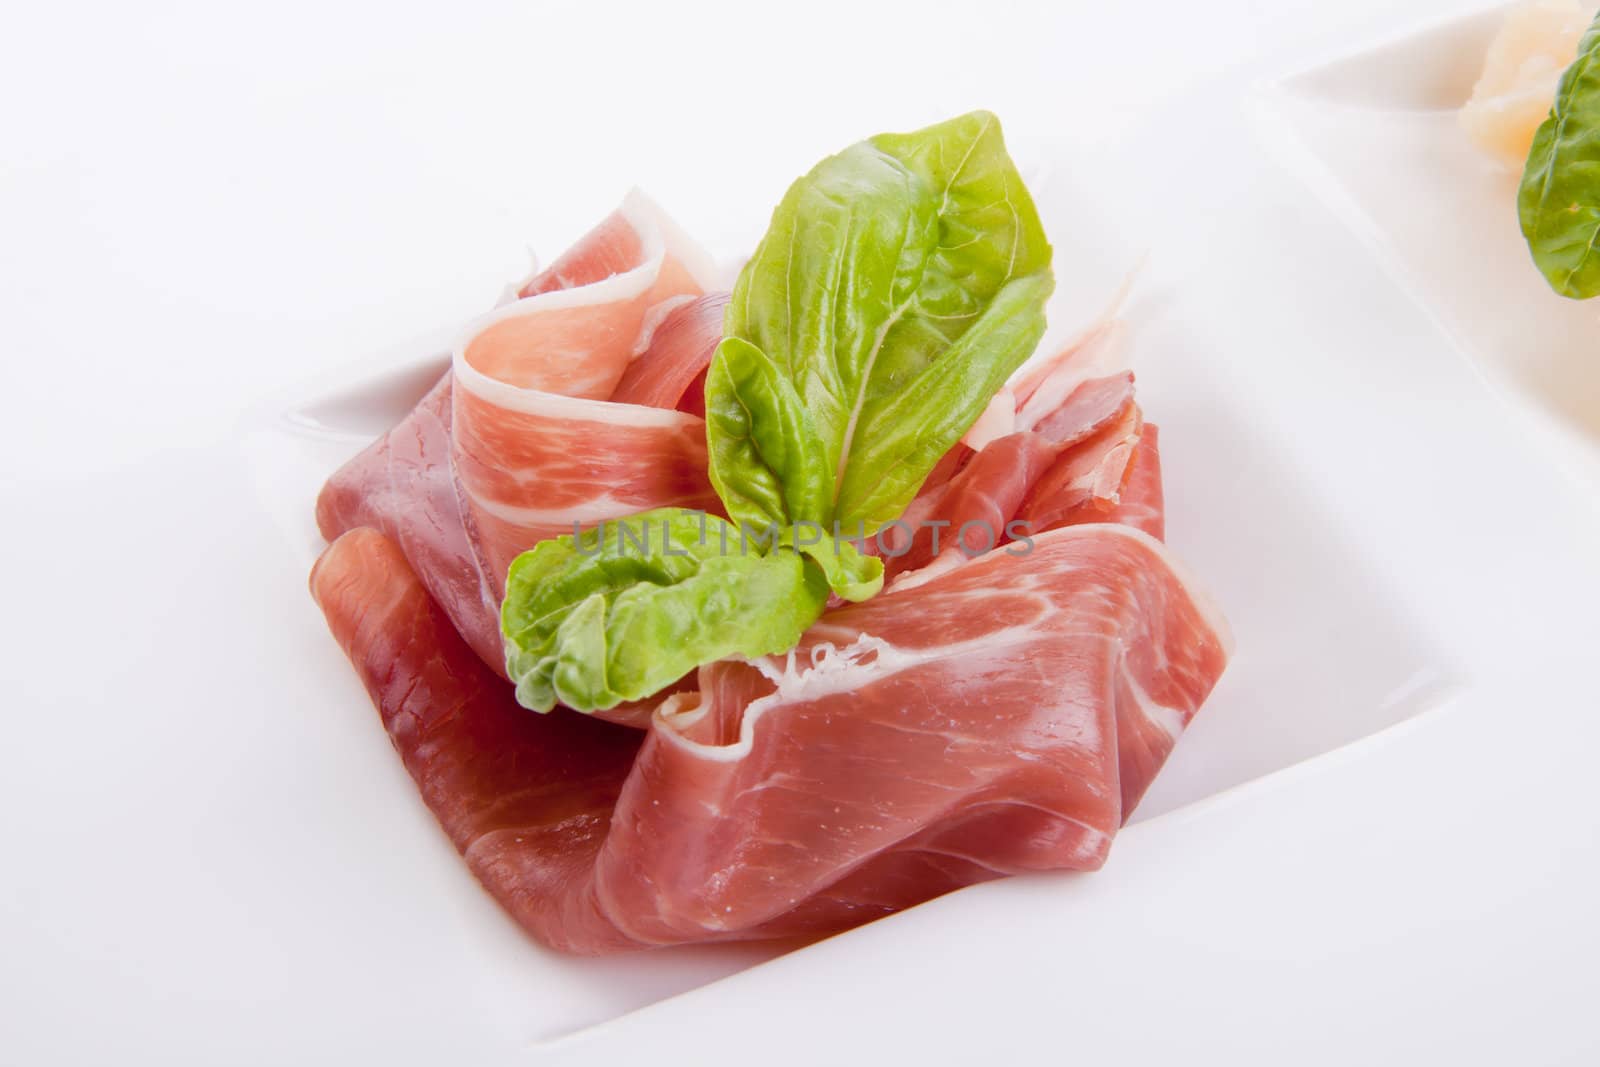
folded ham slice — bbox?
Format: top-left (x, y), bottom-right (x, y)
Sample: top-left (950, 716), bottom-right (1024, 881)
top-left (610, 293), bottom-right (728, 414)
top-left (880, 322), bottom-right (1145, 580)
top-left (317, 192), bottom-right (725, 675)
top-left (312, 514), bottom-right (1229, 954)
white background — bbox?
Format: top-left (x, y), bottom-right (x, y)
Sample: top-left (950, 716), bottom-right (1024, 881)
top-left (4, 1), bottom-right (1599, 1064)
top-left (0, 0), bottom-right (1435, 485)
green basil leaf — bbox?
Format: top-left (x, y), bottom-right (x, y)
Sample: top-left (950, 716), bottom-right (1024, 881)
top-left (1520, 10), bottom-right (1600, 300)
top-left (836, 271), bottom-right (1053, 523)
top-left (704, 336), bottom-right (831, 532)
top-left (709, 110), bottom-right (1053, 564)
top-left (705, 336), bottom-right (885, 601)
top-left (776, 526), bottom-right (883, 602)
top-left (502, 509), bottom-right (828, 712)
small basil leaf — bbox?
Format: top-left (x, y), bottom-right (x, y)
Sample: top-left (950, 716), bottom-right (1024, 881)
top-left (788, 535), bottom-right (883, 602)
top-left (502, 509), bottom-right (828, 713)
top-left (1520, 10), bottom-right (1600, 300)
top-left (704, 336), bottom-right (830, 533)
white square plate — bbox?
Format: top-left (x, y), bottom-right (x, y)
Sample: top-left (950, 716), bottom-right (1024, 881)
top-left (239, 149), bottom-right (1457, 1044)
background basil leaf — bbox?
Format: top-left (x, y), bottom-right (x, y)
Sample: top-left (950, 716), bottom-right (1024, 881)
top-left (502, 509), bottom-right (827, 712)
top-left (710, 110), bottom-right (1054, 563)
top-left (1520, 11), bottom-right (1600, 300)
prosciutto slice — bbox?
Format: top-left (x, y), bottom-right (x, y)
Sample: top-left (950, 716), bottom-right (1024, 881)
top-left (313, 515), bottom-right (1229, 954)
top-left (316, 192), bottom-right (725, 675)
top-left (610, 293), bottom-right (727, 414)
top-left (879, 322), bottom-right (1146, 580)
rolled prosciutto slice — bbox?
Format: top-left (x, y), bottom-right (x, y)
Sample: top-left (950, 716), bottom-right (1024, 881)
top-left (317, 192), bottom-right (726, 675)
top-left (312, 505), bottom-right (1229, 954)
top-left (609, 292), bottom-right (728, 414)
top-left (878, 315), bottom-right (1150, 581)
